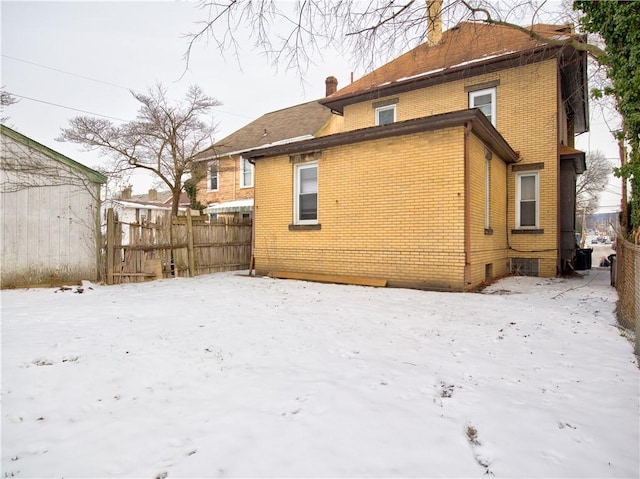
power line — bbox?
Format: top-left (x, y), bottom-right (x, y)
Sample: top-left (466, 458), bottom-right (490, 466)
top-left (2, 54), bottom-right (135, 92)
top-left (7, 92), bottom-right (128, 122)
top-left (2, 53), bottom-right (255, 121)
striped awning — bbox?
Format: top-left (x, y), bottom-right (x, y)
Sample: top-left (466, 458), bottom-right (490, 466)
top-left (205, 198), bottom-right (254, 214)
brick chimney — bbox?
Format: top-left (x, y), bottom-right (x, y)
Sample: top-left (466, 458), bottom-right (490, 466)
top-left (325, 76), bottom-right (338, 96)
top-left (148, 188), bottom-right (158, 201)
top-left (427, 0), bottom-right (443, 46)
top-left (120, 186), bottom-right (132, 200)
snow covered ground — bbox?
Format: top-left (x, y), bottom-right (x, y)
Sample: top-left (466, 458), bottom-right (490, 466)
top-left (2, 268), bottom-right (638, 478)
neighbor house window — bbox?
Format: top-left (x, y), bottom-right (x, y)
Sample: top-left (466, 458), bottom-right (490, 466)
top-left (208, 160), bottom-right (219, 191)
top-left (375, 105), bottom-right (396, 126)
top-left (469, 88), bottom-right (496, 126)
top-left (516, 172), bottom-right (539, 228)
top-left (240, 157), bottom-right (253, 188)
top-left (294, 162), bottom-right (318, 224)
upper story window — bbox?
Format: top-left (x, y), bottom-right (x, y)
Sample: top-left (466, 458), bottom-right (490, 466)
top-left (375, 105), bottom-right (396, 126)
top-left (469, 87), bottom-right (496, 126)
top-left (208, 160), bottom-right (219, 191)
top-left (136, 208), bottom-right (149, 224)
top-left (516, 171), bottom-right (539, 228)
top-left (240, 157), bottom-right (254, 188)
top-left (294, 162), bottom-right (318, 224)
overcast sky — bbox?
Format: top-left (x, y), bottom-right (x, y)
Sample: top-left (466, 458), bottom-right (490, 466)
top-left (1, 1), bottom-right (623, 212)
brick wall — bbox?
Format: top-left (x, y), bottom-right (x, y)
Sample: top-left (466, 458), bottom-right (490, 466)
top-left (196, 155), bottom-right (254, 206)
top-left (254, 127), bottom-right (513, 290)
top-left (343, 59), bottom-right (561, 277)
top-left (468, 134), bottom-right (510, 284)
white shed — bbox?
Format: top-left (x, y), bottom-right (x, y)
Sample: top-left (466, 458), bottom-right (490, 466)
top-left (1, 125), bottom-right (107, 288)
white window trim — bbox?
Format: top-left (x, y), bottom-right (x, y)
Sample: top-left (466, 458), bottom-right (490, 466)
top-left (293, 162), bottom-right (318, 225)
top-left (516, 171), bottom-right (540, 229)
top-left (375, 104), bottom-right (396, 126)
top-left (239, 156), bottom-right (254, 188)
top-left (208, 160), bottom-right (219, 192)
top-left (469, 87), bottom-right (496, 127)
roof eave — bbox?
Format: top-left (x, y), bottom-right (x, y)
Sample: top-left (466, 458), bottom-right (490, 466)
top-left (321, 44), bottom-right (564, 114)
top-left (246, 109), bottom-right (518, 163)
top-left (1, 124), bottom-right (108, 184)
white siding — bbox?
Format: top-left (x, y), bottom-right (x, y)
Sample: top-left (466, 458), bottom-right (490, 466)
top-left (1, 134), bottom-right (101, 287)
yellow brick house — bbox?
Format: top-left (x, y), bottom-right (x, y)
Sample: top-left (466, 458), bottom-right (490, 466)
top-left (195, 92), bottom-right (342, 221)
top-left (246, 22), bottom-right (589, 291)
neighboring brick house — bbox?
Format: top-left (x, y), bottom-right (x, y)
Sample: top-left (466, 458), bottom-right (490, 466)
top-left (244, 22), bottom-right (589, 291)
top-left (194, 93), bottom-right (343, 220)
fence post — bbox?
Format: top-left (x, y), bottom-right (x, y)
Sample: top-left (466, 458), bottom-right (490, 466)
top-left (186, 209), bottom-right (196, 277)
top-left (106, 208), bottom-right (115, 285)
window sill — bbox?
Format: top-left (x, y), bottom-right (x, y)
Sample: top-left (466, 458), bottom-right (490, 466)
top-left (511, 228), bottom-right (544, 235)
top-left (289, 224), bottom-right (321, 231)
top-left (239, 185), bottom-right (254, 189)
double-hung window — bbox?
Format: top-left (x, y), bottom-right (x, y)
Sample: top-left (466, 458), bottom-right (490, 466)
top-left (294, 162), bottom-right (318, 224)
top-left (516, 172), bottom-right (539, 228)
top-left (375, 105), bottom-right (396, 126)
top-left (208, 160), bottom-right (219, 191)
top-left (240, 157), bottom-right (253, 188)
top-left (469, 88), bottom-right (496, 126)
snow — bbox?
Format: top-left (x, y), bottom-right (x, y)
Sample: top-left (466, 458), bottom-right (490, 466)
top-left (2, 268), bottom-right (638, 478)
top-left (210, 135), bottom-right (316, 159)
top-left (379, 51), bottom-right (518, 88)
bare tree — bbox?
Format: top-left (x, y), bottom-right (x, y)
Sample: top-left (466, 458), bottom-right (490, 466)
top-left (1, 133), bottom-right (100, 198)
top-left (1, 87), bottom-right (19, 123)
top-left (576, 150), bottom-right (612, 216)
top-left (186, 1), bottom-right (605, 74)
top-left (58, 83), bottom-right (220, 216)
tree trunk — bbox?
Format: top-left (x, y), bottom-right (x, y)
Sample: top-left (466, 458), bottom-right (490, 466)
top-left (171, 188), bottom-right (181, 217)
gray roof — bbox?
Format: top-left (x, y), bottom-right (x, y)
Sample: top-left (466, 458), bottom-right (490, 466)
top-left (196, 100), bottom-right (333, 160)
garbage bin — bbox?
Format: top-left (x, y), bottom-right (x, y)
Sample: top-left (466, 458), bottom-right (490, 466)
top-left (575, 248), bottom-right (593, 270)
top-left (609, 254), bottom-right (617, 286)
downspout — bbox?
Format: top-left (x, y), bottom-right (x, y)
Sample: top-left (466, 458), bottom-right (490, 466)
top-left (556, 63), bottom-right (562, 275)
top-left (556, 144), bottom-right (562, 275)
top-left (248, 158), bottom-right (256, 275)
top-left (95, 182), bottom-right (103, 282)
top-left (232, 154), bottom-right (237, 200)
top-left (464, 123), bottom-right (472, 286)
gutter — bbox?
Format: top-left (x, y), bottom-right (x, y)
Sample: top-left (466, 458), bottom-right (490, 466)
top-left (195, 135), bottom-right (315, 162)
top-left (321, 45), bottom-right (566, 114)
top-left (246, 109), bottom-right (519, 164)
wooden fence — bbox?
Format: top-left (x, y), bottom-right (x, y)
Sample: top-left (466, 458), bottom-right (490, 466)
top-left (103, 208), bottom-right (252, 284)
